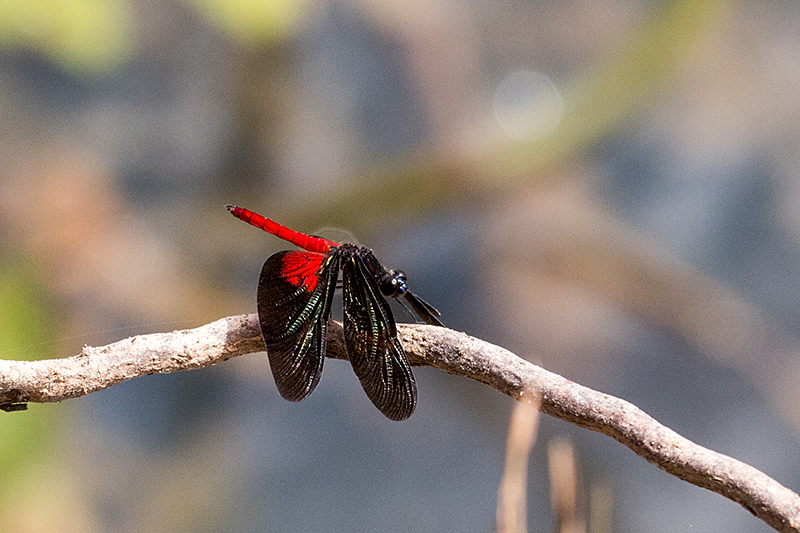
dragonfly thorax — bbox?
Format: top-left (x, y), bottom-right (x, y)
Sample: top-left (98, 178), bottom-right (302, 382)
top-left (333, 244), bottom-right (409, 299)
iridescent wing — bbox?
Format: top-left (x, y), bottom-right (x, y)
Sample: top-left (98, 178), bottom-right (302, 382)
top-left (342, 252), bottom-right (417, 421)
top-left (257, 250), bottom-right (339, 402)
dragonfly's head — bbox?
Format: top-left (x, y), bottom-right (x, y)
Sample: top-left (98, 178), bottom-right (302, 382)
top-left (378, 269), bottom-right (408, 298)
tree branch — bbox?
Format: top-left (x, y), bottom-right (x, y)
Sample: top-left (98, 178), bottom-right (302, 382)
top-left (0, 314), bottom-right (798, 532)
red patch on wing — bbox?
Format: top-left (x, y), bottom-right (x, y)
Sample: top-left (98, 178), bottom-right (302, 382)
top-left (279, 251), bottom-right (327, 292)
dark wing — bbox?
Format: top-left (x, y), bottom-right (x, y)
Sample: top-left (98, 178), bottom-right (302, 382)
top-left (403, 291), bottom-right (444, 327)
top-left (342, 253), bottom-right (417, 421)
top-left (257, 250), bottom-right (339, 402)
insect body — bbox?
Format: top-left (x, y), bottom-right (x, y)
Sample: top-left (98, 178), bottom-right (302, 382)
top-left (227, 205), bottom-right (442, 420)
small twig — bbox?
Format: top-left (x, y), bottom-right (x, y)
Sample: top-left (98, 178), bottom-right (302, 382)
top-left (497, 397), bottom-right (541, 533)
top-left (0, 314), bottom-right (798, 532)
top-left (548, 438), bottom-right (585, 533)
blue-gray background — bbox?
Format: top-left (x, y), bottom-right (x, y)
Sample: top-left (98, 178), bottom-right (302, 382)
top-left (1, 1), bottom-right (799, 531)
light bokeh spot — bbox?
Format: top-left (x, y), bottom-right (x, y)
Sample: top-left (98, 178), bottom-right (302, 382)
top-left (493, 69), bottom-right (563, 141)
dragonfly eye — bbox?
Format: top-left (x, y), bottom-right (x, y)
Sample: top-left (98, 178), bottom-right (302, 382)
top-left (379, 269), bottom-right (408, 297)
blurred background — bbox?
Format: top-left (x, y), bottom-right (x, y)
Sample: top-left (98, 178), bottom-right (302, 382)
top-left (1, 0), bottom-right (800, 531)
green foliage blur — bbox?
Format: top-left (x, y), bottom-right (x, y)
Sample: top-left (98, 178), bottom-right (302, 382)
top-left (0, 258), bottom-right (60, 523)
top-left (0, 0), bottom-right (309, 74)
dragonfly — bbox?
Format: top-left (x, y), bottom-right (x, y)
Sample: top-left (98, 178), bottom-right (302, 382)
top-left (227, 205), bottom-right (443, 421)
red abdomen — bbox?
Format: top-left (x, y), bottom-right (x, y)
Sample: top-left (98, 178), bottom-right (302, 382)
top-left (226, 205), bottom-right (339, 254)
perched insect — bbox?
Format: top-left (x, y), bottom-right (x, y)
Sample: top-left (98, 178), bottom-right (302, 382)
top-left (227, 205), bottom-right (443, 421)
